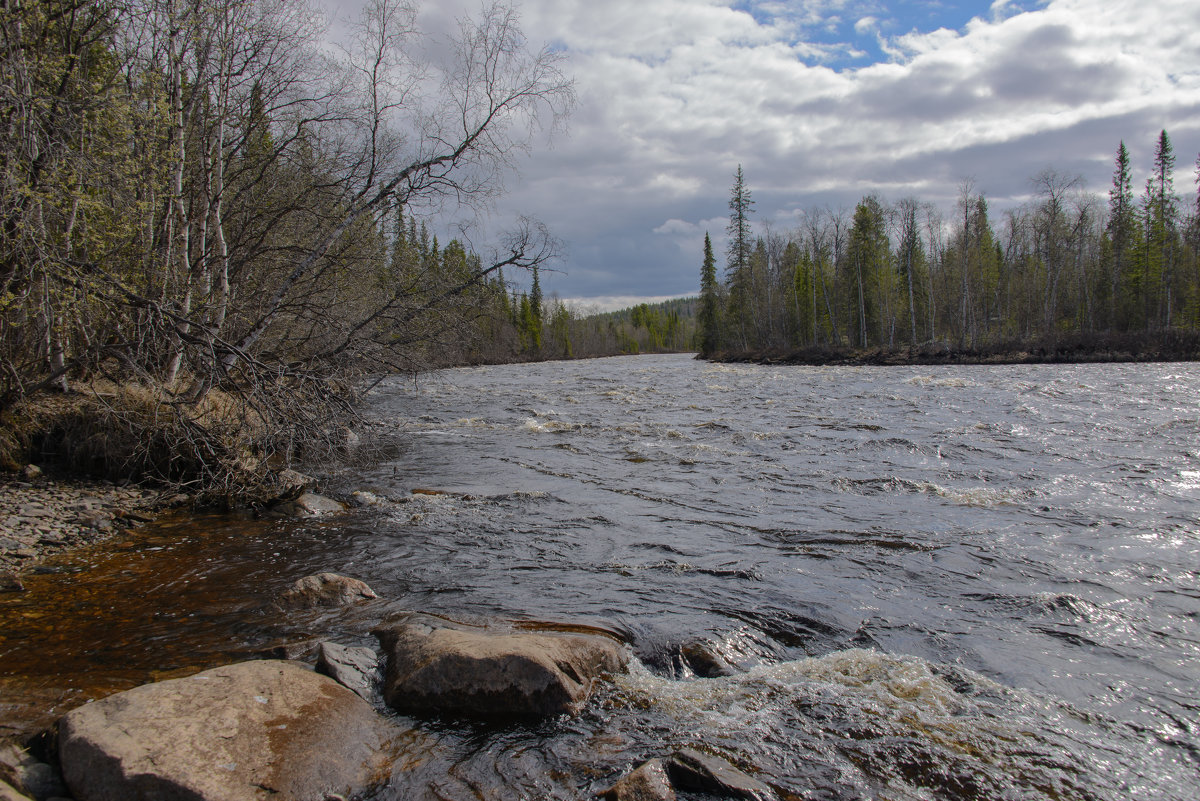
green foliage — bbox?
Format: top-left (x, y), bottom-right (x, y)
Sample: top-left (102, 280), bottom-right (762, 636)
top-left (696, 130), bottom-right (1199, 359)
top-left (724, 165), bottom-right (755, 349)
top-left (698, 232), bottom-right (721, 356)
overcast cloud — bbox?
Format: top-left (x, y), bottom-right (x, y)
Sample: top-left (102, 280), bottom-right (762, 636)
top-left (325, 0), bottom-right (1200, 309)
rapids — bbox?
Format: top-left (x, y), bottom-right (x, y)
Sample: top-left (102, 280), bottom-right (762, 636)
top-left (2, 354), bottom-right (1197, 799)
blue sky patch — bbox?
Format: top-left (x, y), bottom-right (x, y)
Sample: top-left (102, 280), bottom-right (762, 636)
top-left (731, 0), bottom-right (1043, 69)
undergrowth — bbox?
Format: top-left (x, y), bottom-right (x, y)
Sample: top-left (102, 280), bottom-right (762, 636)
top-left (0, 378), bottom-right (362, 507)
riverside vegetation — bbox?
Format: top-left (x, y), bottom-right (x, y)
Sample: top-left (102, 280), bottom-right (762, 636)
top-left (0, 0), bottom-right (573, 502)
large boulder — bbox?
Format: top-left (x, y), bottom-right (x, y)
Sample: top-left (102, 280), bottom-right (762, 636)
top-left (58, 660), bottom-right (393, 801)
top-left (277, 573), bottom-right (378, 609)
top-left (373, 614), bottom-right (629, 720)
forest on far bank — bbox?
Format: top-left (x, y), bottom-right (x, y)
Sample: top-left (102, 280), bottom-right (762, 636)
top-left (698, 133), bottom-right (1200, 361)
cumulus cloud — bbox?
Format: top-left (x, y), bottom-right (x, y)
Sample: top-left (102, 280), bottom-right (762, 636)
top-left (322, 0), bottom-right (1200, 304)
top-left (854, 15), bottom-right (878, 35)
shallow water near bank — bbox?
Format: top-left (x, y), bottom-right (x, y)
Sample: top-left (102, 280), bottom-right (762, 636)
top-left (2, 354), bottom-right (1198, 799)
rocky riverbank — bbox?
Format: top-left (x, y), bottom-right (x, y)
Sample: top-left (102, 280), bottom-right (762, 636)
top-left (0, 472), bottom-right (184, 581)
top-left (3, 571), bottom-right (739, 801)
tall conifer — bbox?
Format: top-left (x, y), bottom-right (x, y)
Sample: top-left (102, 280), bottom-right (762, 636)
top-left (1108, 141), bottom-right (1135, 326)
top-left (699, 232), bottom-right (721, 356)
top-left (725, 165), bottom-right (755, 349)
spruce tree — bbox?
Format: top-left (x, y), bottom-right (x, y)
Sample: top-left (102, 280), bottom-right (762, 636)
top-left (531, 265), bottom-right (543, 321)
top-left (1150, 130), bottom-right (1179, 327)
top-left (1108, 141), bottom-right (1135, 328)
top-left (725, 165), bottom-right (755, 349)
top-left (698, 232), bottom-right (721, 356)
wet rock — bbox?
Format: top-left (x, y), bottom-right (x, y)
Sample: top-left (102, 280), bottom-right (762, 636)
top-left (373, 614), bottom-right (629, 720)
top-left (680, 641), bottom-right (736, 678)
top-left (277, 573), bottom-right (378, 609)
top-left (250, 639), bottom-right (322, 662)
top-left (271, 492), bottom-right (345, 518)
top-left (0, 742), bottom-right (64, 800)
top-left (0, 572), bottom-right (22, 593)
top-left (599, 759), bottom-right (676, 801)
top-left (349, 490), bottom-right (385, 507)
top-left (0, 779), bottom-right (31, 801)
top-left (316, 642), bottom-right (378, 701)
top-left (12, 763), bottom-right (62, 800)
top-left (664, 749), bottom-right (776, 800)
top-left (58, 660), bottom-right (393, 801)
top-left (73, 512), bottom-right (109, 531)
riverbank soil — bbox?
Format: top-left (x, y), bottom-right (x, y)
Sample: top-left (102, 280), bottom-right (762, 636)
top-left (710, 330), bottom-right (1200, 366)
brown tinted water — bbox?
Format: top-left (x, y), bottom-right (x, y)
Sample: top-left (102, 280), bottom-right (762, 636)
top-left (0, 512), bottom-right (382, 739)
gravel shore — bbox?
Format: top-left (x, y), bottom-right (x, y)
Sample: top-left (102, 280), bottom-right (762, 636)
top-left (0, 473), bottom-right (181, 581)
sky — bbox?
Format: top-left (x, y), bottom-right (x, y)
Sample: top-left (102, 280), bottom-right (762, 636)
top-left (322, 0), bottom-right (1200, 312)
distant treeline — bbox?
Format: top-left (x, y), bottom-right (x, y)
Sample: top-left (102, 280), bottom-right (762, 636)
top-left (566, 298), bottom-right (698, 357)
top-left (450, 290), bottom-right (698, 363)
top-left (698, 133), bottom-right (1200, 360)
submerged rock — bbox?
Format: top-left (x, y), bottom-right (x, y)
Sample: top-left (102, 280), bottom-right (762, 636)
top-left (277, 573), bottom-right (378, 609)
top-left (679, 641), bottom-right (736, 678)
top-left (58, 660), bottom-right (393, 801)
top-left (599, 758), bottom-right (676, 801)
top-left (664, 749), bottom-right (777, 800)
top-left (373, 614), bottom-right (629, 720)
top-left (316, 642), bottom-right (378, 701)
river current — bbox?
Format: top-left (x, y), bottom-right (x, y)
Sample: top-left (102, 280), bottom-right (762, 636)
top-left (2, 354), bottom-right (1198, 799)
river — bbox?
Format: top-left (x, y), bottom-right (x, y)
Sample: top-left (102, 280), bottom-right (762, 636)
top-left (2, 354), bottom-right (1198, 799)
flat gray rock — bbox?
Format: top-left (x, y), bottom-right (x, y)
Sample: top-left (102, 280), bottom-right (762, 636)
top-left (58, 660), bottom-right (393, 801)
top-left (316, 642), bottom-right (378, 700)
top-left (599, 758), bottom-right (676, 801)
